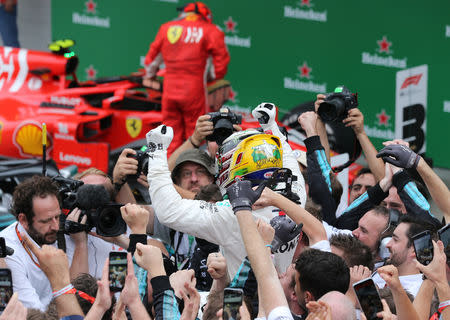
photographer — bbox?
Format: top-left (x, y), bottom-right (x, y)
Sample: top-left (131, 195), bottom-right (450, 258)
top-left (168, 111), bottom-right (242, 173)
top-left (0, 175), bottom-right (90, 310)
top-left (315, 91), bottom-right (385, 182)
top-left (65, 168), bottom-right (167, 279)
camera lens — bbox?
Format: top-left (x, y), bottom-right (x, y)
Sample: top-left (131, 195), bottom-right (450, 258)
top-left (318, 98), bottom-right (346, 122)
top-left (96, 206), bottom-right (127, 237)
top-left (213, 118), bottom-right (234, 145)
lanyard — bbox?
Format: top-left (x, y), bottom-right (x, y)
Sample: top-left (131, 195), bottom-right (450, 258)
top-left (15, 224), bottom-right (41, 269)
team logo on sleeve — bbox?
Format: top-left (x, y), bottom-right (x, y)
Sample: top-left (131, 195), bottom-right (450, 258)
top-left (167, 26), bottom-right (183, 44)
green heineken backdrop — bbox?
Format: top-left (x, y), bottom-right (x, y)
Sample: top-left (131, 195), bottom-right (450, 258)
top-left (51, 0), bottom-right (450, 168)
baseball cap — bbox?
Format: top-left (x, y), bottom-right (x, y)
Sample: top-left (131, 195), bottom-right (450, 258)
top-left (171, 149), bottom-right (216, 181)
top-left (293, 149), bottom-right (307, 168)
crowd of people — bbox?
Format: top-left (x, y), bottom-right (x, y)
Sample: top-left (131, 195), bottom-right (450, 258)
top-left (0, 91), bottom-right (449, 320)
top-left (1, 2), bottom-right (450, 320)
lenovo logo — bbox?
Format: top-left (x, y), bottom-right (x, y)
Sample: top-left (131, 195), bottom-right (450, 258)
top-left (59, 152), bottom-right (92, 165)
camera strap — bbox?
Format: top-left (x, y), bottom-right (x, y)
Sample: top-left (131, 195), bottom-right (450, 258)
top-left (332, 138), bottom-right (362, 173)
top-left (15, 224), bottom-right (41, 269)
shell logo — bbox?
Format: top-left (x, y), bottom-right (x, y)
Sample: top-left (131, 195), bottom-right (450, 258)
top-left (13, 122), bottom-right (52, 157)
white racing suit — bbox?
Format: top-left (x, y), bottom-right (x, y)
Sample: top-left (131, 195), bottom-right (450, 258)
top-left (147, 132), bottom-right (306, 277)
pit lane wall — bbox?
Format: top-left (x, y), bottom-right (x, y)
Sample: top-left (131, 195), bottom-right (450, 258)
top-left (51, 0), bottom-right (450, 168)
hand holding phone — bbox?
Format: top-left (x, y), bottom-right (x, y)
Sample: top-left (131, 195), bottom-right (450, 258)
top-left (412, 230), bottom-right (434, 265)
top-left (222, 287), bottom-right (243, 320)
top-left (353, 277), bottom-right (383, 320)
top-left (109, 252), bottom-right (127, 292)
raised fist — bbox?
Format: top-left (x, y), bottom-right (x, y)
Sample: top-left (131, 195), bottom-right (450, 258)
top-left (145, 125), bottom-right (173, 152)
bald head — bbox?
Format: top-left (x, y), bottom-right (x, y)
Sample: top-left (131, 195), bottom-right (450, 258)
top-left (319, 291), bottom-right (356, 320)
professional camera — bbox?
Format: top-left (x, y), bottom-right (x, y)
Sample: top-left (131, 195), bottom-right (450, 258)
top-left (53, 176), bottom-right (127, 237)
top-left (206, 107), bottom-right (242, 145)
top-left (317, 85), bottom-right (358, 122)
top-left (126, 146), bottom-right (149, 178)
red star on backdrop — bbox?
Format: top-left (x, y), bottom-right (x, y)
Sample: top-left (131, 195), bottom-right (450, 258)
top-left (298, 62), bottom-right (312, 79)
top-left (376, 109), bottom-right (391, 127)
top-left (377, 36), bottom-right (392, 54)
top-left (224, 17), bottom-right (237, 33)
top-left (300, 0), bottom-right (311, 7)
top-left (85, 0), bottom-right (97, 14)
top-left (229, 87), bottom-right (237, 101)
top-left (85, 65), bottom-right (97, 80)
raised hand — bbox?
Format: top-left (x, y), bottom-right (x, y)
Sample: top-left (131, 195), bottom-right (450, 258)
top-left (377, 144), bottom-right (421, 169)
top-left (226, 181), bottom-right (266, 213)
top-left (145, 125), bottom-right (173, 153)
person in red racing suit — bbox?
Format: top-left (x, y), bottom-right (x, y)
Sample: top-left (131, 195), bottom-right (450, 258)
top-left (144, 2), bottom-right (230, 155)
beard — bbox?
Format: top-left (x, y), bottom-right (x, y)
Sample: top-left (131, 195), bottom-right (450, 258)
top-left (386, 251), bottom-right (407, 267)
top-left (27, 223), bottom-right (57, 246)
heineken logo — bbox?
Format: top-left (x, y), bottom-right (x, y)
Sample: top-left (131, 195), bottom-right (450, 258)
top-left (284, 0), bottom-right (327, 22)
top-left (376, 109), bottom-right (391, 127)
top-left (361, 36), bottom-right (407, 69)
top-left (223, 17), bottom-right (251, 48)
top-left (284, 61), bottom-right (327, 93)
top-left (72, 0), bottom-right (111, 28)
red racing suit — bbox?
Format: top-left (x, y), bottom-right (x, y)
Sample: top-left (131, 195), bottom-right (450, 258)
top-left (145, 13), bottom-right (230, 155)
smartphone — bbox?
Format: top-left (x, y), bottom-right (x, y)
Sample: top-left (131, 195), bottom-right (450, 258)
top-left (109, 252), bottom-right (127, 292)
top-left (0, 269), bottom-right (12, 312)
top-left (222, 288), bottom-right (243, 320)
top-left (412, 230), bottom-right (434, 265)
top-left (353, 277), bottom-right (383, 320)
top-left (438, 224), bottom-right (450, 262)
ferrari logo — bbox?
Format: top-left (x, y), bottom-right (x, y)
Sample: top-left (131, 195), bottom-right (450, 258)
top-left (126, 118), bottom-right (142, 138)
top-left (167, 26), bottom-right (183, 44)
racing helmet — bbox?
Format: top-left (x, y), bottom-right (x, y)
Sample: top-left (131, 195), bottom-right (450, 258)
top-left (182, 2), bottom-right (212, 23)
top-left (216, 129), bottom-right (283, 191)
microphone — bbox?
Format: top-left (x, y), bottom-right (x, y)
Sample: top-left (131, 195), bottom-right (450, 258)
top-left (76, 184), bottom-right (111, 210)
top-left (4, 246), bottom-right (13, 256)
